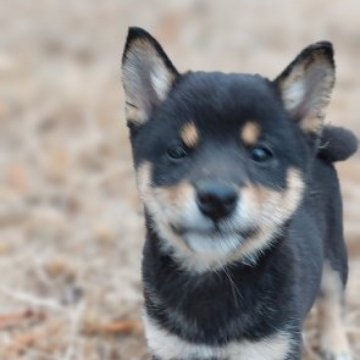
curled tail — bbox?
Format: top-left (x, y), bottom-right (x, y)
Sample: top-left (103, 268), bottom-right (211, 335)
top-left (317, 125), bottom-right (358, 163)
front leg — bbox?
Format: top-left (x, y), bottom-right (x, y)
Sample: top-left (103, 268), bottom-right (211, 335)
top-left (285, 333), bottom-right (302, 360)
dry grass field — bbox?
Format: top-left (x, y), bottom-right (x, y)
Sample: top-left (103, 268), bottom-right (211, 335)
top-left (0, 1), bottom-right (359, 359)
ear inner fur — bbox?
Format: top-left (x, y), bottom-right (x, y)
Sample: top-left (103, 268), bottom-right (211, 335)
top-left (275, 42), bottom-right (335, 134)
top-left (122, 28), bottom-right (178, 125)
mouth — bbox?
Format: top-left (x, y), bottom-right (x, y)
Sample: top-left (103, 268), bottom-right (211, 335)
top-left (170, 222), bottom-right (258, 240)
top-left (169, 222), bottom-right (259, 256)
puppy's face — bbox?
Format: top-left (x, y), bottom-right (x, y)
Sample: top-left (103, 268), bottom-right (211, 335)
top-left (122, 28), bottom-right (335, 271)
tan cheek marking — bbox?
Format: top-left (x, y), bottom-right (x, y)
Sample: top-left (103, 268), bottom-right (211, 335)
top-left (136, 162), bottom-right (152, 196)
top-left (241, 121), bottom-right (260, 145)
top-left (151, 181), bottom-right (196, 257)
top-left (153, 181), bottom-right (193, 211)
top-left (236, 168), bottom-right (305, 261)
top-left (137, 162), bottom-right (192, 213)
top-left (280, 168), bottom-right (305, 216)
top-left (169, 181), bottom-right (193, 203)
top-left (136, 162), bottom-right (194, 255)
top-left (241, 168), bottom-right (304, 224)
top-left (256, 168), bottom-right (305, 218)
top-left (180, 122), bottom-right (199, 148)
top-left (250, 185), bottom-right (268, 211)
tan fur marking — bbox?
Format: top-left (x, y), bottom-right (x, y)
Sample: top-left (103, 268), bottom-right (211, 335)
top-left (137, 162), bottom-right (244, 271)
top-left (180, 122), bottom-right (199, 148)
top-left (318, 262), bottom-right (352, 358)
top-left (235, 168), bottom-right (305, 263)
top-left (241, 122), bottom-right (260, 145)
top-left (137, 163), bottom-right (305, 272)
top-left (136, 162), bottom-right (196, 256)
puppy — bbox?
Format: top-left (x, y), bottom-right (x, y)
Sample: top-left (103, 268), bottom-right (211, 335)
top-left (121, 27), bottom-right (358, 360)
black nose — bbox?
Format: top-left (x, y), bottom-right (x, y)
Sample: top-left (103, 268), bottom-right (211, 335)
top-left (196, 182), bottom-right (238, 221)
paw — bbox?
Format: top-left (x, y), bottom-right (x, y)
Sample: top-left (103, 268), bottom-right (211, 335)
top-left (319, 323), bottom-right (352, 360)
top-left (319, 349), bottom-right (353, 360)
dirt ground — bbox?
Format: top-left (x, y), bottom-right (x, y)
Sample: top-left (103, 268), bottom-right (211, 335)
top-left (0, 1), bottom-right (359, 359)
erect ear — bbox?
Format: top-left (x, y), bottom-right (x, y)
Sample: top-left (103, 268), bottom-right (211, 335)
top-left (274, 41), bottom-right (335, 134)
top-left (122, 27), bottom-right (179, 126)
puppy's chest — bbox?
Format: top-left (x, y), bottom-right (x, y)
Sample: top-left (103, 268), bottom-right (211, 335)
top-left (145, 313), bottom-right (291, 360)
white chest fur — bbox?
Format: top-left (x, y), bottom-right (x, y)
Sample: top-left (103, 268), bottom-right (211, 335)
top-left (144, 314), bottom-right (292, 360)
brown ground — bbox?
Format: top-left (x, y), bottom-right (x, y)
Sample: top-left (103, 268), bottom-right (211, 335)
top-left (0, 1), bottom-right (359, 359)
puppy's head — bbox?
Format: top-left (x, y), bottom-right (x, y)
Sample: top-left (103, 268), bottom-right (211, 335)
top-left (122, 27), bottom-right (335, 271)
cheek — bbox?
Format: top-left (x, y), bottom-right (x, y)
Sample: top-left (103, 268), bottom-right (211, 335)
top-left (239, 187), bottom-right (263, 224)
top-left (136, 162), bottom-right (197, 223)
top-left (136, 162), bottom-right (153, 201)
top-left (240, 168), bottom-right (305, 226)
top-left (279, 168), bottom-right (305, 217)
top-left (153, 182), bottom-right (195, 221)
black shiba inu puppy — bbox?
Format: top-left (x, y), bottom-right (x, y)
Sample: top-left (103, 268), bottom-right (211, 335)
top-left (121, 27), bottom-right (358, 360)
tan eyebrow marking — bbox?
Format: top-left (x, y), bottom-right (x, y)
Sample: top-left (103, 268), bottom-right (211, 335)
top-left (180, 122), bottom-right (199, 148)
top-left (241, 121), bottom-right (261, 145)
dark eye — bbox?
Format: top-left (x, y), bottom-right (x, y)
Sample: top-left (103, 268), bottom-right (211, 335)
top-left (167, 143), bottom-right (189, 160)
top-left (250, 145), bottom-right (273, 162)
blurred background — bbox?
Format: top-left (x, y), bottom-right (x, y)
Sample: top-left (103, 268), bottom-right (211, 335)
top-left (0, 1), bottom-right (359, 359)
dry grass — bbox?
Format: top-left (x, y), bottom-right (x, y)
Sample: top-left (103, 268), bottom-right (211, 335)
top-left (0, 1), bottom-right (359, 359)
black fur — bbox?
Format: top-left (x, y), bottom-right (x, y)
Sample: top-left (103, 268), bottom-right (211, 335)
top-left (122, 27), bottom-right (357, 360)
top-left (318, 125), bottom-right (359, 162)
top-left (142, 160), bottom-right (343, 359)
